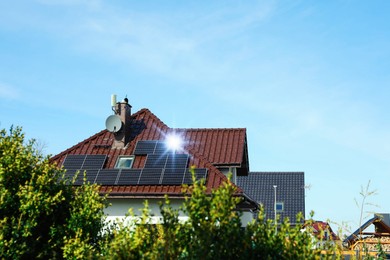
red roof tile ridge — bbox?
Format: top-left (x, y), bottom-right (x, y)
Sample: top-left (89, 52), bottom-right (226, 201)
top-left (174, 128), bottom-right (246, 132)
top-left (135, 108), bottom-right (169, 129)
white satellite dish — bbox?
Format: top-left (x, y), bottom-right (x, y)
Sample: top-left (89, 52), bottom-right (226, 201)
top-left (105, 115), bottom-right (122, 133)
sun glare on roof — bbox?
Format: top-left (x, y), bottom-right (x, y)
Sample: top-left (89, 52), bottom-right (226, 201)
top-left (165, 133), bottom-right (183, 152)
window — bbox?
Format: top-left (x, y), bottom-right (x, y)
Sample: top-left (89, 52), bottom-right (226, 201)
top-left (324, 231), bottom-right (329, 240)
top-left (115, 156), bottom-right (134, 169)
top-left (275, 202), bottom-right (284, 212)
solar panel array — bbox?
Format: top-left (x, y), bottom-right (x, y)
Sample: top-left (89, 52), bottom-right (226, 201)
top-left (134, 140), bottom-right (166, 155)
top-left (63, 168), bottom-right (208, 186)
top-left (62, 155), bottom-right (107, 170)
top-left (61, 141), bottom-right (208, 186)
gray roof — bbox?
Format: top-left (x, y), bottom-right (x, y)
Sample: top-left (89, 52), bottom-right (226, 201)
top-left (237, 172), bottom-right (305, 224)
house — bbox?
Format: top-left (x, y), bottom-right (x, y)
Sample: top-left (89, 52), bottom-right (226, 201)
top-left (343, 213), bottom-right (390, 253)
top-left (302, 221), bottom-right (340, 249)
top-left (51, 99), bottom-right (258, 225)
top-left (308, 221), bottom-right (339, 241)
top-left (237, 172), bottom-right (305, 224)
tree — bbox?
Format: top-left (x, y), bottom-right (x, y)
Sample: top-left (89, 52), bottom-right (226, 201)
top-left (0, 127), bottom-right (106, 259)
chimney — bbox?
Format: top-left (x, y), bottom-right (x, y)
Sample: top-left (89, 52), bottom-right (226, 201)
top-left (112, 97), bottom-right (132, 149)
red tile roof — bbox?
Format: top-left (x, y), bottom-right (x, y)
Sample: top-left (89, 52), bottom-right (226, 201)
top-left (51, 108), bottom-right (250, 197)
top-left (305, 221), bottom-right (339, 241)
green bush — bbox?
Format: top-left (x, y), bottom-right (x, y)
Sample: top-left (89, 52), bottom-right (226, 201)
top-left (101, 170), bottom-right (328, 260)
top-left (0, 127), bottom-right (106, 259)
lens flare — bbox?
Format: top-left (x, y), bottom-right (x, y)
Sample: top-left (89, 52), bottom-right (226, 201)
top-left (165, 134), bottom-right (183, 151)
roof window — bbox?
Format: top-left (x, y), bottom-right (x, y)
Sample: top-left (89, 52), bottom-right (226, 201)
top-left (115, 156), bottom-right (134, 169)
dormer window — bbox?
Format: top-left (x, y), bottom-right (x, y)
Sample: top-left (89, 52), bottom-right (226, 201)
top-left (115, 156), bottom-right (134, 169)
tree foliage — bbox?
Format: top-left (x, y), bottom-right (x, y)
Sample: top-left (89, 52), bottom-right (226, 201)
top-left (0, 127), bottom-right (106, 259)
top-left (101, 170), bottom-right (327, 260)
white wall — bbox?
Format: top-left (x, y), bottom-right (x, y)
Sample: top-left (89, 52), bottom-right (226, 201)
top-left (105, 197), bottom-right (254, 226)
top-left (217, 167), bottom-right (237, 184)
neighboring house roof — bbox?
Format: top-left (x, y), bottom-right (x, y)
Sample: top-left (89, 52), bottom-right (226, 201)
top-left (237, 172), bottom-right (305, 223)
top-left (51, 108), bottom-right (254, 207)
top-left (344, 213), bottom-right (390, 246)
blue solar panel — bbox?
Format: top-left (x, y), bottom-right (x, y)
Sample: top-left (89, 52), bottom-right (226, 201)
top-left (154, 142), bottom-right (166, 154)
top-left (194, 168), bottom-right (208, 180)
top-left (82, 155), bottom-right (107, 169)
top-left (144, 154), bottom-right (168, 168)
top-left (166, 154), bottom-right (189, 169)
top-left (161, 168), bottom-right (186, 185)
top-left (95, 169), bottom-right (120, 185)
top-left (73, 170), bottom-right (86, 186)
top-left (62, 155), bottom-right (86, 169)
top-left (61, 169), bottom-right (77, 184)
top-left (134, 140), bottom-right (158, 155)
top-left (134, 140), bottom-right (170, 155)
top-left (117, 169), bottom-right (142, 185)
top-left (138, 168), bottom-right (163, 185)
top-left (85, 169), bottom-right (99, 184)
top-left (183, 168), bottom-right (208, 184)
top-left (62, 141), bottom-right (205, 187)
top-left (62, 155), bottom-right (107, 170)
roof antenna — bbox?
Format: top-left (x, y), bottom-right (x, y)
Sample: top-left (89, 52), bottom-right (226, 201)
top-left (111, 94), bottom-right (118, 113)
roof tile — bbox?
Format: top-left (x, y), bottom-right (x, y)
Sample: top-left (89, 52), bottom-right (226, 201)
top-left (237, 172), bottom-right (305, 223)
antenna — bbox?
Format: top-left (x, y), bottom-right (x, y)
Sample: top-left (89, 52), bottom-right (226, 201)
top-left (105, 115), bottom-right (122, 133)
top-left (111, 94), bottom-right (117, 107)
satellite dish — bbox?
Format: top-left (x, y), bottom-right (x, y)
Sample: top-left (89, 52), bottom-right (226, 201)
top-left (105, 115), bottom-right (122, 133)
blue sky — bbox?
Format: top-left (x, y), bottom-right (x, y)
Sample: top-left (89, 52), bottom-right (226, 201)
top-left (1, 0), bottom-right (389, 234)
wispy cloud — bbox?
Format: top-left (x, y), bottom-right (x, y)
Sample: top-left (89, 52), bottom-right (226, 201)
top-left (29, 1), bottom-right (277, 83)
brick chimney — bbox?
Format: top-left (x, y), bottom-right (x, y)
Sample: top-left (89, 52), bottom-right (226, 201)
top-left (112, 98), bottom-right (132, 149)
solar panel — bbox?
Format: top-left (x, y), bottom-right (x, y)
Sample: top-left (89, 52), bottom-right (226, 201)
top-left (194, 168), bottom-right (208, 180)
top-left (81, 155), bottom-right (107, 169)
top-left (63, 154), bottom-right (107, 170)
top-left (183, 168), bottom-right (208, 184)
top-left (85, 169), bottom-right (99, 184)
top-left (134, 140), bottom-right (158, 155)
top-left (62, 155), bottom-right (86, 169)
top-left (61, 169), bottom-right (77, 184)
top-left (161, 168), bottom-right (186, 185)
top-left (117, 169), bottom-right (142, 185)
top-left (62, 143), bottom-right (205, 187)
top-left (95, 169), bottom-right (120, 185)
top-left (166, 154), bottom-right (189, 169)
top-left (73, 170), bottom-right (86, 186)
top-left (154, 142), bottom-right (166, 154)
top-left (144, 154), bottom-right (168, 168)
top-left (138, 168), bottom-right (163, 185)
